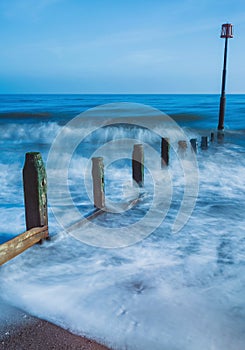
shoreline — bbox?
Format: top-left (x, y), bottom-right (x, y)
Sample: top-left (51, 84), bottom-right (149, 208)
top-left (0, 301), bottom-right (112, 350)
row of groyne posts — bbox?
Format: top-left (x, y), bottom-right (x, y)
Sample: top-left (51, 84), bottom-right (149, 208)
top-left (0, 132), bottom-right (216, 265)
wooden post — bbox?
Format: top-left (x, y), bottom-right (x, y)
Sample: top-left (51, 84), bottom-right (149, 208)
top-left (132, 144), bottom-right (144, 187)
top-left (210, 132), bottom-right (215, 142)
top-left (201, 136), bottom-right (208, 150)
top-left (23, 152), bottom-right (48, 234)
top-left (92, 157), bottom-right (105, 209)
top-left (178, 140), bottom-right (187, 156)
top-left (217, 131), bottom-right (224, 143)
top-left (190, 138), bottom-right (197, 153)
top-left (161, 138), bottom-right (169, 167)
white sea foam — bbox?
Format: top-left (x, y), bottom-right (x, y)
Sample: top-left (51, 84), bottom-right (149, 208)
top-left (0, 122), bottom-right (60, 145)
top-left (1, 155), bottom-right (245, 349)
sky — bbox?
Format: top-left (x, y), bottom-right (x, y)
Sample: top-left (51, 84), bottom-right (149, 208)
top-left (0, 0), bottom-right (245, 94)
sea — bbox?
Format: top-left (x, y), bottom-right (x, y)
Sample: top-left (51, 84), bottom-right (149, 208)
top-left (0, 94), bottom-right (244, 350)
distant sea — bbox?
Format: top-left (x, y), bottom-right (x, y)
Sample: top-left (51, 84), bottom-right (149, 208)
top-left (0, 93), bottom-right (244, 128)
top-left (0, 94), bottom-right (245, 350)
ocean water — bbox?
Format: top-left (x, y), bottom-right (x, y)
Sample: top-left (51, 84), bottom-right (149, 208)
top-left (0, 94), bottom-right (245, 349)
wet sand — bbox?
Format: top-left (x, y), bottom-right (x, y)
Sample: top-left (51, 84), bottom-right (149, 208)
top-left (0, 301), bottom-right (112, 350)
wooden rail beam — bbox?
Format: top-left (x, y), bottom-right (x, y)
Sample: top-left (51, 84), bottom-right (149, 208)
top-left (66, 194), bottom-right (144, 234)
top-left (0, 226), bottom-right (48, 266)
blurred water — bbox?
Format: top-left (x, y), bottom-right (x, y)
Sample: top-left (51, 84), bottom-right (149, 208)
top-left (0, 94), bottom-right (245, 349)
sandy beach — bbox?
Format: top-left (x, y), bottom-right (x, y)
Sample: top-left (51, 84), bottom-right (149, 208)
top-left (0, 300), bottom-right (111, 350)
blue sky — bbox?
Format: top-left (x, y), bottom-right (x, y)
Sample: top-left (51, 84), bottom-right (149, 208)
top-left (0, 0), bottom-right (244, 94)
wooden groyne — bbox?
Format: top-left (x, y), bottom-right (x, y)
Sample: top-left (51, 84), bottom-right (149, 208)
top-left (0, 132), bottom-right (215, 265)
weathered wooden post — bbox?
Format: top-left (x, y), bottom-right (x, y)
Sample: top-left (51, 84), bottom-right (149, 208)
top-left (132, 144), bottom-right (144, 187)
top-left (92, 157), bottom-right (105, 209)
top-left (201, 136), bottom-right (208, 150)
top-left (178, 140), bottom-right (187, 156)
top-left (190, 138), bottom-right (197, 153)
top-left (23, 152), bottom-right (48, 234)
top-left (161, 138), bottom-right (169, 167)
top-left (217, 131), bottom-right (224, 143)
top-left (210, 132), bottom-right (215, 142)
